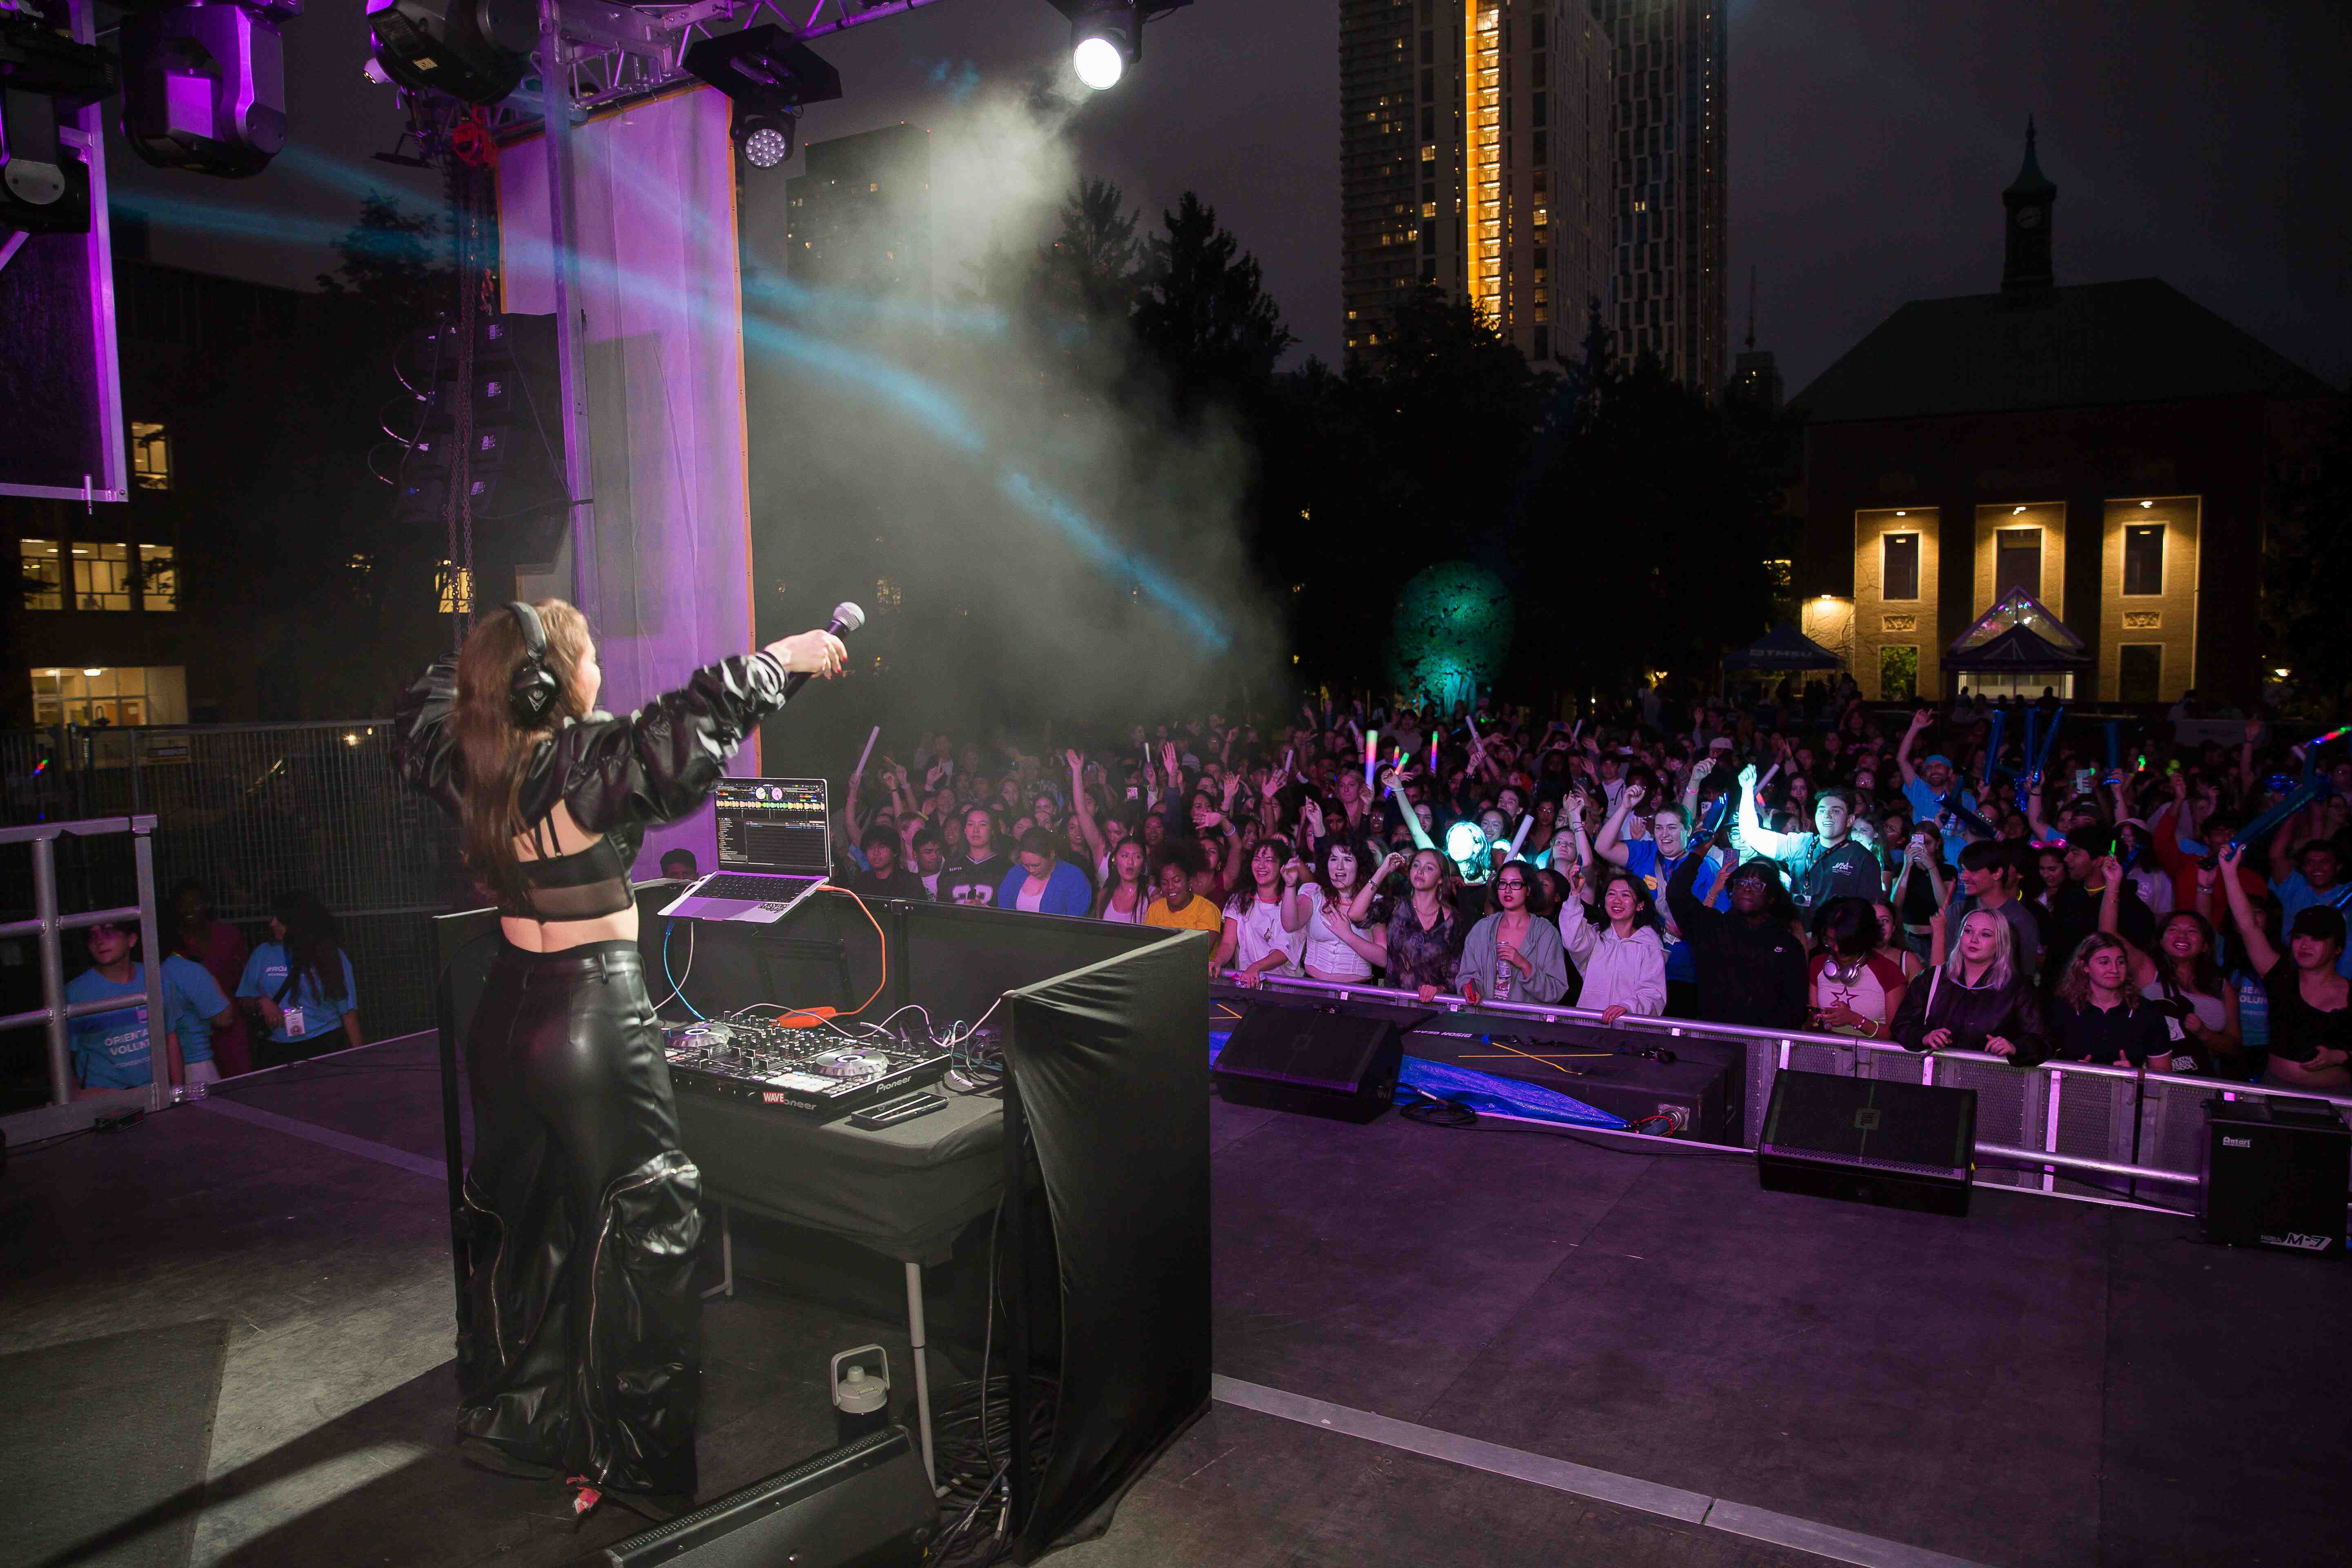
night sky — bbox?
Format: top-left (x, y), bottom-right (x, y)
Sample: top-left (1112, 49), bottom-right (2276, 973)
top-left (111, 0), bottom-right (2350, 392)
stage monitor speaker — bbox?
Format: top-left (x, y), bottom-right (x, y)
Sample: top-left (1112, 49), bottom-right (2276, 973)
top-left (599, 1425), bottom-right (933, 1567)
top-left (2201, 1094), bottom-right (2348, 1256)
top-left (1213, 1007), bottom-right (1401, 1123)
top-left (1757, 1069), bottom-right (1976, 1217)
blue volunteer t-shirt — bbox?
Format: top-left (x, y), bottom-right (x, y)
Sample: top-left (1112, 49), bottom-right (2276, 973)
top-left (237, 942), bottom-right (357, 1043)
top-left (1903, 777), bottom-right (1977, 866)
top-left (67, 964), bottom-right (154, 1090)
top-left (163, 952), bottom-right (230, 1066)
top-left (1624, 840), bottom-right (1727, 984)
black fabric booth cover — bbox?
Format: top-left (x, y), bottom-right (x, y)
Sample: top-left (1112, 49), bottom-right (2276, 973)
top-left (1006, 928), bottom-right (1214, 1557)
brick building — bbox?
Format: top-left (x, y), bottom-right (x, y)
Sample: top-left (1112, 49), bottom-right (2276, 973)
top-left (1793, 127), bottom-right (2341, 706)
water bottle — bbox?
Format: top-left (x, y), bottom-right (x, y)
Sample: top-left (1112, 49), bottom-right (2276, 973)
top-left (831, 1345), bottom-right (891, 1445)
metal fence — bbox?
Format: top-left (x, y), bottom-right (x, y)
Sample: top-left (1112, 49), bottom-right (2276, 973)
top-left (1231, 974), bottom-right (2352, 1214)
top-left (0, 722), bottom-right (461, 1107)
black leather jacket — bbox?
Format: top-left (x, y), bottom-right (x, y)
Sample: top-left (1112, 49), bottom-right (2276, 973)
top-left (391, 650), bottom-right (792, 868)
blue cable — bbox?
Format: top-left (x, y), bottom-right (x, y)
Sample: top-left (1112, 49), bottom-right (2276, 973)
top-left (662, 921), bottom-right (705, 1020)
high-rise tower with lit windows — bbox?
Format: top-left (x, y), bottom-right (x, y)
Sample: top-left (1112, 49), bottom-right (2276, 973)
top-left (1590, 0), bottom-right (1726, 391)
top-left (1341, 0), bottom-right (1612, 367)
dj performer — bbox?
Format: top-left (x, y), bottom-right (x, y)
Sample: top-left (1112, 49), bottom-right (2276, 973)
top-left (393, 600), bottom-right (846, 1518)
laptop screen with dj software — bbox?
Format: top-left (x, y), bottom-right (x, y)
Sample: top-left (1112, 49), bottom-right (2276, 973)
top-left (713, 778), bottom-right (830, 875)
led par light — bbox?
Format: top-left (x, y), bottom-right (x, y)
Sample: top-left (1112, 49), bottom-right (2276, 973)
top-left (0, 13), bottom-right (117, 231)
top-left (365, 0), bottom-right (527, 107)
top-left (118, 0), bottom-right (300, 178)
top-left (682, 24), bottom-right (841, 171)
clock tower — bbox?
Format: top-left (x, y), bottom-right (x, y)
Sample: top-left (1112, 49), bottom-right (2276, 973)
top-left (2001, 118), bottom-right (2057, 296)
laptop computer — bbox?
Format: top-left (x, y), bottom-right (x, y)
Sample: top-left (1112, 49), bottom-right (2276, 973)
top-left (660, 777), bottom-right (831, 924)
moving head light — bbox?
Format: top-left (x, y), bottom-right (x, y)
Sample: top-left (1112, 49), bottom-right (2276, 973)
top-left (682, 24), bottom-right (841, 172)
top-left (118, 0), bottom-right (300, 178)
top-left (365, 0), bottom-right (529, 107)
top-left (0, 7), bottom-right (118, 231)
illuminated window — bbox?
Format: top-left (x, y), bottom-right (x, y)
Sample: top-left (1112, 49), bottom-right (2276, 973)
top-left (874, 575), bottom-right (902, 613)
top-left (438, 560), bottom-right (474, 615)
top-left (130, 422), bottom-right (170, 490)
top-left (74, 541), bottom-right (133, 610)
top-left (137, 543), bottom-right (176, 610)
top-left (2123, 524), bottom-right (2165, 596)
top-left (1882, 533), bottom-right (1920, 601)
top-left (20, 538), bottom-right (63, 610)
top-left (32, 665), bottom-right (153, 727)
top-left (1879, 646), bottom-right (1919, 702)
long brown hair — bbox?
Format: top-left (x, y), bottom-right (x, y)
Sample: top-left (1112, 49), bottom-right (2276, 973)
top-left (453, 600), bottom-right (593, 909)
top-left (2054, 932), bottom-right (2138, 1013)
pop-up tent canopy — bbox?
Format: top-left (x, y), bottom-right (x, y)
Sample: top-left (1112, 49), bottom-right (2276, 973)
top-left (1725, 621), bottom-right (1844, 670)
top-left (1943, 587), bottom-right (2093, 674)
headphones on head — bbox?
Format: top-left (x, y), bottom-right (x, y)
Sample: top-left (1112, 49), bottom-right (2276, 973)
top-left (505, 601), bottom-right (563, 727)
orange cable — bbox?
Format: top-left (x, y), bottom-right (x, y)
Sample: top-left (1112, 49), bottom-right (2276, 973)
top-left (768, 883), bottom-right (887, 1028)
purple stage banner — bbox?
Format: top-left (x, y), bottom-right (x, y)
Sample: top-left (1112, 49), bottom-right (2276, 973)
top-left (499, 87), bottom-right (756, 878)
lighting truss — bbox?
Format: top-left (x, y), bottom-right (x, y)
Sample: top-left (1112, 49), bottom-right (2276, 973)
top-left (454, 0), bottom-right (956, 135)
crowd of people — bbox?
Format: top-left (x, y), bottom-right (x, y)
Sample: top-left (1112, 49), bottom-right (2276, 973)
top-left (64, 880), bottom-right (363, 1096)
top-left (830, 678), bottom-right (2352, 1091)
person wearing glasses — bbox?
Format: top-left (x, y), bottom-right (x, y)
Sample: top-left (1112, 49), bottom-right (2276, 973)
top-left (1453, 860), bottom-right (1569, 1004)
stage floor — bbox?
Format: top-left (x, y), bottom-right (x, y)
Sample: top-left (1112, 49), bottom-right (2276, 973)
top-left (3, 1036), bottom-right (2343, 1567)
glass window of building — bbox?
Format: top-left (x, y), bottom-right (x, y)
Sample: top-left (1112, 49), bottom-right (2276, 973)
top-left (20, 538), bottom-right (64, 609)
top-left (438, 561), bottom-right (474, 615)
top-left (138, 543), bottom-right (177, 610)
top-left (1881, 533), bottom-right (1920, 601)
top-left (2123, 524), bottom-right (2165, 596)
top-left (74, 541), bottom-right (133, 610)
top-left (31, 666), bottom-right (151, 727)
top-left (2118, 645), bottom-right (2163, 704)
top-left (1995, 528), bottom-right (2041, 601)
top-left (130, 422), bottom-right (171, 490)
top-left (1879, 646), bottom-right (1919, 702)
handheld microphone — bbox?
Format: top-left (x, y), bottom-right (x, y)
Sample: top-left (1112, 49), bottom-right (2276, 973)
top-left (783, 601), bottom-right (866, 700)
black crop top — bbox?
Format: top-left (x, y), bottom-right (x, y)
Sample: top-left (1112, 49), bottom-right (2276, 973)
top-left (392, 650), bottom-right (791, 920)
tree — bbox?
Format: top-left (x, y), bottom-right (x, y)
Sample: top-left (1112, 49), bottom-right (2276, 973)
top-left (1132, 192), bottom-right (1294, 413)
top-left (315, 193), bottom-right (449, 329)
top-left (1036, 177), bottom-right (1143, 329)
top-left (2264, 397), bottom-right (2352, 716)
top-left (1510, 304), bottom-right (1780, 692)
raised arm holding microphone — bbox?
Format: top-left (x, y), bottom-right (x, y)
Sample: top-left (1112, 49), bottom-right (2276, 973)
top-left (391, 599), bottom-right (846, 1521)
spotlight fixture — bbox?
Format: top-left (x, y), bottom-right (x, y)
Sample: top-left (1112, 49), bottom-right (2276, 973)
top-left (683, 24), bottom-right (841, 170)
top-left (1047, 1), bottom-right (1191, 92)
top-left (364, 0), bottom-right (528, 107)
top-left (738, 114), bottom-right (792, 169)
top-left (119, 0), bottom-right (301, 178)
top-left (0, 9), bottom-right (119, 231)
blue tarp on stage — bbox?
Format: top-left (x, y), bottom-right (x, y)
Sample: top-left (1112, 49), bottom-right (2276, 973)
top-left (1209, 1032), bottom-right (1630, 1131)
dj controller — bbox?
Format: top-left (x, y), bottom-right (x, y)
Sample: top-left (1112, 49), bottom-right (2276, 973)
top-left (663, 1018), bottom-right (951, 1117)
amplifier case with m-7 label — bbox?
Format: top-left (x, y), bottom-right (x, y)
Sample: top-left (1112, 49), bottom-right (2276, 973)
top-left (2200, 1095), bottom-right (2348, 1256)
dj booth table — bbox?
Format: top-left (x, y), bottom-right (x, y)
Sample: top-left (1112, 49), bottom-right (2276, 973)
top-left (435, 888), bottom-right (1210, 1561)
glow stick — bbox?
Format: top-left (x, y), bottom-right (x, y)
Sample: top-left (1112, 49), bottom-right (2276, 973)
top-left (2233, 777), bottom-right (2329, 848)
top-left (1569, 720), bottom-right (1583, 745)
top-left (855, 726), bottom-right (880, 775)
top-left (2034, 707), bottom-right (2066, 776)
top-left (2305, 726), bottom-right (2351, 749)
top-left (1430, 733), bottom-right (1440, 772)
top-left (2104, 721), bottom-right (2121, 776)
top-left (1507, 813), bottom-right (1534, 860)
top-left (1756, 763), bottom-right (1780, 791)
top-left (1363, 728), bottom-right (1378, 784)
top-left (1982, 709), bottom-right (2006, 781)
top-left (1282, 747), bottom-right (1294, 779)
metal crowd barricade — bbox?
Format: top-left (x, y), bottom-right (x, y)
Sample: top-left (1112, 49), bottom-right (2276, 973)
top-left (0, 815), bottom-right (170, 1143)
top-left (1230, 973), bottom-right (2352, 1212)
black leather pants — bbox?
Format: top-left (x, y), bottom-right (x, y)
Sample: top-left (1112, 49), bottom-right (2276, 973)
top-left (455, 939), bottom-right (701, 1497)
